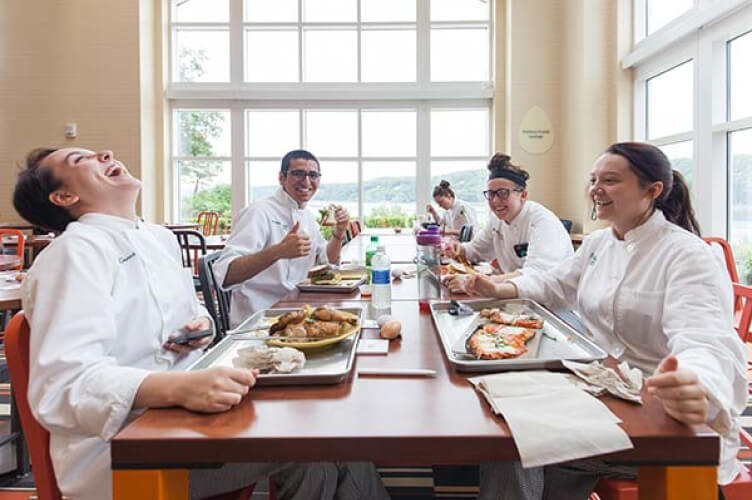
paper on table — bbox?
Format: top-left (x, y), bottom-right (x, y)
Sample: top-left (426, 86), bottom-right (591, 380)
top-left (357, 338), bottom-right (390, 354)
top-left (562, 360), bottom-right (643, 404)
top-left (470, 371), bottom-right (633, 468)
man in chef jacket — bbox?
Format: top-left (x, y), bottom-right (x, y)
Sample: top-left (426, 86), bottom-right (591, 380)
top-left (13, 147), bottom-right (388, 500)
top-left (214, 149), bottom-right (350, 327)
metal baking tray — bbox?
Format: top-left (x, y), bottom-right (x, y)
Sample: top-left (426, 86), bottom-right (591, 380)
top-left (430, 299), bottom-right (606, 372)
top-left (188, 306), bottom-right (362, 385)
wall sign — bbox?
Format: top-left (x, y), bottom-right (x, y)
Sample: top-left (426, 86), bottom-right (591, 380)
top-left (518, 106), bottom-right (554, 154)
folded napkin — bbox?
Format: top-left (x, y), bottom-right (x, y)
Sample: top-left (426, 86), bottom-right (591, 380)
top-left (470, 371), bottom-right (633, 468)
top-left (562, 360), bottom-right (643, 404)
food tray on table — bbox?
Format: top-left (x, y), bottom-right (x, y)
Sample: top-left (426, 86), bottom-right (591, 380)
top-left (296, 270), bottom-right (367, 293)
top-left (188, 306), bottom-right (362, 385)
top-left (430, 299), bottom-right (606, 372)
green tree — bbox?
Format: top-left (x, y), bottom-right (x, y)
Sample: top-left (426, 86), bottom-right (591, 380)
top-left (177, 47), bottom-right (228, 222)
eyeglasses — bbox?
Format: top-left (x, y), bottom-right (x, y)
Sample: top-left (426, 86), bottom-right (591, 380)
top-left (287, 170), bottom-right (321, 180)
top-left (482, 187), bottom-right (523, 201)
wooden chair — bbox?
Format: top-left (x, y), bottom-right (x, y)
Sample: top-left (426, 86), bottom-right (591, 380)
top-left (198, 252), bottom-right (232, 342)
top-left (173, 229), bottom-right (207, 289)
top-left (197, 211), bottom-right (220, 236)
top-left (0, 228), bottom-right (26, 270)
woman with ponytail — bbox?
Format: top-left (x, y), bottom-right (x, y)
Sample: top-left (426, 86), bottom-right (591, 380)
top-left (444, 153), bottom-right (573, 286)
top-left (426, 179), bottom-right (478, 236)
top-left (472, 143), bottom-right (747, 499)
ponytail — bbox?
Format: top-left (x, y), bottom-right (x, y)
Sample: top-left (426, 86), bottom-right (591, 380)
top-left (656, 170), bottom-right (701, 236)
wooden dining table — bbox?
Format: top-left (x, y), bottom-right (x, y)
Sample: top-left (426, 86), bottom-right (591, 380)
top-left (110, 238), bottom-right (721, 500)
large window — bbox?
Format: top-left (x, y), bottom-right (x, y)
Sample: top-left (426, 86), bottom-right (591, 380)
top-left (168, 0), bottom-right (493, 228)
top-left (631, 2), bottom-right (752, 281)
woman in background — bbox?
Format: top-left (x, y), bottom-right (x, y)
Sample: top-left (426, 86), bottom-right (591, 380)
top-left (426, 179), bottom-right (478, 237)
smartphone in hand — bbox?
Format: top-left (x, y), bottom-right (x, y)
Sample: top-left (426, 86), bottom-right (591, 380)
top-left (169, 328), bottom-right (213, 345)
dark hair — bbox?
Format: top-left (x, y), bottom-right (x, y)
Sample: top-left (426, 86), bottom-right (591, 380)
top-left (433, 180), bottom-right (455, 199)
top-left (280, 149), bottom-right (320, 175)
top-left (13, 148), bottom-right (76, 232)
top-left (487, 153), bottom-right (530, 188)
top-left (605, 142), bottom-right (700, 236)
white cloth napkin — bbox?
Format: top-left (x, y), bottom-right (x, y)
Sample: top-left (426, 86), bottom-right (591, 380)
top-left (470, 371), bottom-right (633, 468)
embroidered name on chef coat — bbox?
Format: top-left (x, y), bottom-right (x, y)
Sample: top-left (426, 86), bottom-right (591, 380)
top-left (118, 252), bottom-right (136, 264)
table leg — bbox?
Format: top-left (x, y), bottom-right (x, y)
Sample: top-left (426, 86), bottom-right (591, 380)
top-left (638, 465), bottom-right (717, 500)
top-left (113, 469), bottom-right (189, 499)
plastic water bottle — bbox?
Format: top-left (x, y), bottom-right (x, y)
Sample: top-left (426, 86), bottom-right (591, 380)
top-left (365, 235), bottom-right (379, 284)
top-left (371, 244), bottom-right (391, 309)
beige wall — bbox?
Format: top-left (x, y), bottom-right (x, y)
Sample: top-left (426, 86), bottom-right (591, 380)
top-left (0, 0), bottom-right (159, 224)
top-left (498, 0), bottom-right (631, 233)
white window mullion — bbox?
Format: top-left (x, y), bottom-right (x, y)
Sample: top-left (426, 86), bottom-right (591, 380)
top-left (416, 102), bottom-right (431, 216)
top-left (357, 108), bottom-right (363, 221)
top-left (416, 0), bottom-right (430, 87)
top-left (231, 106), bottom-right (246, 216)
top-left (230, 0), bottom-right (243, 83)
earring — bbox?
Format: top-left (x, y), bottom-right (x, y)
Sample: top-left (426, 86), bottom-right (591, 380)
top-left (590, 204), bottom-right (597, 221)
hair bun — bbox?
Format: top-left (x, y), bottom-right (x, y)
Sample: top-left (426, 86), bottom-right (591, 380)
top-left (439, 180), bottom-right (451, 188)
top-left (488, 153), bottom-right (512, 171)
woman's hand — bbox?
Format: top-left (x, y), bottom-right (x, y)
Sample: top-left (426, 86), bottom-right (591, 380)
top-left (445, 241), bottom-right (463, 259)
top-left (164, 316), bottom-right (213, 354)
top-left (645, 356), bottom-right (708, 425)
top-left (443, 274), bottom-right (477, 295)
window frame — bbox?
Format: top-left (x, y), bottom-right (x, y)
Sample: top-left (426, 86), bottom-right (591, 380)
top-left (167, 0), bottom-right (494, 224)
top-left (629, 0), bottom-right (752, 238)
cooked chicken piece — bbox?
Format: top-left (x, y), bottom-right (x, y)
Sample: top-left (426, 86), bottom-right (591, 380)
top-left (312, 306), bottom-right (358, 324)
top-left (269, 305), bottom-right (314, 333)
top-left (281, 322), bottom-right (308, 338)
top-left (480, 308), bottom-right (499, 318)
top-left (303, 320), bottom-right (341, 338)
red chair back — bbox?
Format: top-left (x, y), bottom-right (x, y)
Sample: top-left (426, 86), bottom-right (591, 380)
top-left (349, 220), bottom-right (362, 238)
top-left (0, 228), bottom-right (25, 270)
top-left (703, 237), bottom-right (742, 312)
top-left (732, 283), bottom-right (752, 343)
top-left (5, 312), bottom-right (63, 500)
top-left (197, 211), bottom-right (220, 236)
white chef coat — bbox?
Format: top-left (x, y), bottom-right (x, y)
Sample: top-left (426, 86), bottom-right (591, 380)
top-left (437, 198), bottom-right (478, 231)
top-left (214, 188), bottom-right (330, 327)
top-left (22, 213), bottom-right (211, 500)
top-left (463, 200), bottom-right (573, 273)
top-left (511, 210), bottom-right (748, 484)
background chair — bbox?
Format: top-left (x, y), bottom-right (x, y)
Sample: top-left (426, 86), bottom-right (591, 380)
top-left (198, 252), bottom-right (232, 341)
top-left (560, 219), bottom-right (573, 233)
top-left (349, 219), bottom-right (363, 238)
top-left (459, 224), bottom-right (474, 242)
top-left (173, 229), bottom-right (207, 290)
top-left (5, 312), bottom-right (63, 500)
top-left (197, 211), bottom-right (220, 236)
top-left (0, 228), bottom-right (26, 270)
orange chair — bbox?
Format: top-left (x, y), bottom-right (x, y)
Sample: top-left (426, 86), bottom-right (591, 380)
top-left (593, 427), bottom-right (752, 500)
top-left (0, 228), bottom-right (26, 270)
top-left (5, 312), bottom-right (63, 500)
top-left (703, 237), bottom-right (742, 313)
top-left (4, 312), bottom-right (271, 500)
top-left (197, 211), bottom-right (220, 236)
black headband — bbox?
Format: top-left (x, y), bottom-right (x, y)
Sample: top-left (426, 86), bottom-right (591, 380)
top-left (488, 168), bottom-right (527, 188)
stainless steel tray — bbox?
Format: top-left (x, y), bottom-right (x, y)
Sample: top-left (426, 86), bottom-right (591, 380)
top-left (188, 306), bottom-right (362, 385)
top-left (430, 299), bottom-right (606, 372)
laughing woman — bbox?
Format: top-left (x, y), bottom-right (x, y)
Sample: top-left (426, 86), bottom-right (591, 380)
top-left (444, 153), bottom-right (573, 288)
top-left (466, 143), bottom-right (747, 499)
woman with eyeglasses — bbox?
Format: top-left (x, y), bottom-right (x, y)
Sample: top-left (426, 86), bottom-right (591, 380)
top-left (444, 153), bottom-right (573, 291)
top-left (426, 180), bottom-right (478, 236)
top-left (468, 143), bottom-right (747, 500)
